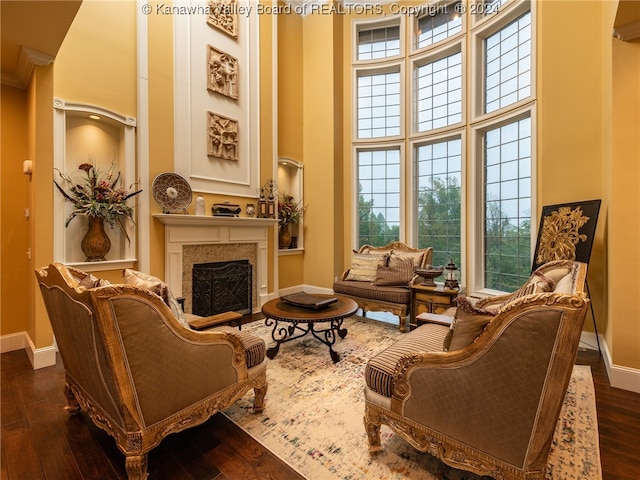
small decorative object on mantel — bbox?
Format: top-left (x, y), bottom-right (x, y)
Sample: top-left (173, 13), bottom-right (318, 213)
top-left (245, 203), bottom-right (255, 217)
top-left (257, 179), bottom-right (278, 219)
top-left (152, 172), bottom-right (192, 214)
top-left (278, 192), bottom-right (306, 249)
top-left (195, 195), bottom-right (206, 215)
top-left (414, 265), bottom-right (444, 288)
top-left (212, 201), bottom-right (241, 217)
top-left (444, 258), bottom-right (460, 291)
top-left (54, 160), bottom-right (142, 262)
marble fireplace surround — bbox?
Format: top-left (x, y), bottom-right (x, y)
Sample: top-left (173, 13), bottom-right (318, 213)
top-left (153, 215), bottom-right (277, 313)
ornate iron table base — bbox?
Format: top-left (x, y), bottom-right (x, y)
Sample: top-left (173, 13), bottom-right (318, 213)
top-left (265, 317), bottom-right (348, 363)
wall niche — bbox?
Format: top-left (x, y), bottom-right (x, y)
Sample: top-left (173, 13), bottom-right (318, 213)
top-left (53, 99), bottom-right (137, 271)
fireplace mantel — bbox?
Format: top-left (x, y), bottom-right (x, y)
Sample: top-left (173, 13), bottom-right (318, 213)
top-left (153, 214), bottom-right (277, 311)
top-left (153, 214), bottom-right (277, 228)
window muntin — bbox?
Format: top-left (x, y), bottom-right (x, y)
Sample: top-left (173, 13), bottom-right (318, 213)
top-left (483, 116), bottom-right (531, 291)
top-left (416, 138), bottom-right (462, 267)
top-left (415, 1), bottom-right (463, 49)
top-left (353, 3), bottom-right (534, 295)
top-left (357, 148), bottom-right (401, 246)
top-left (358, 25), bottom-right (400, 60)
top-left (415, 51), bottom-right (462, 132)
top-left (357, 71), bottom-right (401, 138)
top-left (484, 11), bottom-right (531, 113)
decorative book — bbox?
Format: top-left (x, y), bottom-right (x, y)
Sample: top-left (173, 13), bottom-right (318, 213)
top-left (280, 292), bottom-right (338, 310)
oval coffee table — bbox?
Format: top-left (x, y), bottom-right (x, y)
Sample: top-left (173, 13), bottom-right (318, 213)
top-left (261, 294), bottom-right (358, 363)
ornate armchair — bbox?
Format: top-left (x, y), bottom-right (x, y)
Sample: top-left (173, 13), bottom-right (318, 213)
top-left (363, 260), bottom-right (589, 479)
top-left (35, 263), bottom-right (267, 479)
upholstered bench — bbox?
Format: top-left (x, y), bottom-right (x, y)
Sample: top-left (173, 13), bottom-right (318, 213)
top-left (333, 242), bottom-right (432, 332)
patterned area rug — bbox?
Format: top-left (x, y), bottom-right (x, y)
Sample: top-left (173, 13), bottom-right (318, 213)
top-left (224, 316), bottom-right (602, 480)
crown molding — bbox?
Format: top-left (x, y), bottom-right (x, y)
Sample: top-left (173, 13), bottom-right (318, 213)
top-left (613, 20), bottom-right (640, 41)
top-left (1, 46), bottom-right (54, 89)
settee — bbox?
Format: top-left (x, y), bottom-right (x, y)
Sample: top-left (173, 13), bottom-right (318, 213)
top-left (36, 263), bottom-right (267, 479)
top-left (363, 260), bottom-right (589, 479)
top-left (333, 242), bottom-right (433, 332)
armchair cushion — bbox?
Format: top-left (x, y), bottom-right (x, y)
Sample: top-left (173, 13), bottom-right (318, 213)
top-left (373, 255), bottom-right (414, 287)
top-left (123, 268), bottom-right (189, 328)
top-left (345, 253), bottom-right (389, 282)
top-left (444, 298), bottom-right (495, 351)
top-left (365, 323), bottom-right (448, 397)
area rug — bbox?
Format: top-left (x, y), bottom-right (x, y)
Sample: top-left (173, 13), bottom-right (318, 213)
top-left (224, 316), bottom-right (602, 480)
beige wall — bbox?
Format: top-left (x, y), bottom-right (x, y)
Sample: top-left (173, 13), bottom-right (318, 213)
top-left (609, 35), bottom-right (640, 368)
top-left (277, 12), bottom-right (304, 289)
top-left (537, 1), bottom-right (607, 334)
top-left (1, 86), bottom-right (29, 336)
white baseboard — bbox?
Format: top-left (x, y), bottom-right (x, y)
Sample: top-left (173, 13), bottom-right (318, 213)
top-left (1, 332), bottom-right (57, 370)
top-left (0, 332), bottom-right (28, 353)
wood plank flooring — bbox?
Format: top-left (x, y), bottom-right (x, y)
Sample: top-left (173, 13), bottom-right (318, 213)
top-left (1, 344), bottom-right (639, 479)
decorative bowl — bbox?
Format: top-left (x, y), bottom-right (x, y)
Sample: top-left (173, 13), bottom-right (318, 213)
top-left (414, 266), bottom-right (444, 287)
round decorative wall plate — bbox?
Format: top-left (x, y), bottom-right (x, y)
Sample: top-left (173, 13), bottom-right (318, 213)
top-left (152, 173), bottom-right (192, 214)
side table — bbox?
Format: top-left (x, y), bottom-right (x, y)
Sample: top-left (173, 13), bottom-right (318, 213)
top-left (410, 283), bottom-right (463, 330)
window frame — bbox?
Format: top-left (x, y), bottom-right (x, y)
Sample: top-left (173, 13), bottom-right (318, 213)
top-left (352, 141), bottom-right (407, 249)
top-left (351, 0), bottom-right (536, 297)
top-left (469, 104), bottom-right (537, 296)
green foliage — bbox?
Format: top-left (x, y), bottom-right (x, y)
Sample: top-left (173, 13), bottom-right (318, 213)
top-left (357, 184), bottom-right (399, 246)
top-left (417, 176), bottom-right (461, 267)
top-left (356, 175), bottom-right (531, 293)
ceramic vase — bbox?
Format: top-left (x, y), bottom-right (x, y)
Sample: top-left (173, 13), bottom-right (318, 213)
top-left (279, 223), bottom-right (292, 249)
top-left (81, 216), bottom-right (111, 261)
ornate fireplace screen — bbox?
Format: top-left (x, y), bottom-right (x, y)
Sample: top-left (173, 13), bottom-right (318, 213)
top-left (532, 199), bottom-right (601, 271)
top-left (192, 260), bottom-right (252, 317)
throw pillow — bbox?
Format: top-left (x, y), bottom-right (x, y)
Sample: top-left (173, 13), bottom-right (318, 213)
top-left (444, 297), bottom-right (494, 351)
top-left (504, 270), bottom-right (558, 304)
top-left (390, 250), bottom-right (425, 268)
top-left (345, 253), bottom-right (388, 282)
top-left (77, 273), bottom-right (111, 289)
top-left (373, 255), bottom-right (415, 286)
top-left (122, 269), bottom-right (189, 328)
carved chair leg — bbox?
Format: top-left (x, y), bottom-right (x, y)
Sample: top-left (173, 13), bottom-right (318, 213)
top-left (125, 454), bottom-right (148, 480)
top-left (63, 382), bottom-right (80, 415)
top-left (364, 415), bottom-right (383, 453)
top-left (253, 383), bottom-right (267, 413)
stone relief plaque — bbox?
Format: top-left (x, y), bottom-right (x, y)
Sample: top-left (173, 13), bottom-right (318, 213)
top-left (207, 45), bottom-right (238, 100)
top-left (207, 0), bottom-right (238, 38)
top-left (207, 112), bottom-right (239, 161)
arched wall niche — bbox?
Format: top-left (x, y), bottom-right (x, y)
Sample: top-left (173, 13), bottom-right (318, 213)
top-left (53, 98), bottom-right (138, 271)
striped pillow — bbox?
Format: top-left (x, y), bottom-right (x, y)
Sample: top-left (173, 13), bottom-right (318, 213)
top-left (374, 255), bottom-right (414, 286)
top-left (345, 253), bottom-right (388, 282)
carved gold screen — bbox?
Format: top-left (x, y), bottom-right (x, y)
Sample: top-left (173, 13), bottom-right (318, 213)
top-left (532, 199), bottom-right (601, 271)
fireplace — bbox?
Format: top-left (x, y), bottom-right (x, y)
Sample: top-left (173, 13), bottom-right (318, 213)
top-left (192, 260), bottom-right (252, 316)
top-left (154, 214), bottom-right (278, 313)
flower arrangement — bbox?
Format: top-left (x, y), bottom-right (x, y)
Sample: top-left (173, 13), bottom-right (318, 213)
top-left (278, 193), bottom-right (306, 226)
top-left (54, 162), bottom-right (142, 242)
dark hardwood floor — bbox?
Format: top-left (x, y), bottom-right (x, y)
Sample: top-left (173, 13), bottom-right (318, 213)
top-left (1, 344), bottom-right (639, 479)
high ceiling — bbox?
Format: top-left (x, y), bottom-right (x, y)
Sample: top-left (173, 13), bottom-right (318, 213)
top-left (1, 0), bottom-right (82, 88)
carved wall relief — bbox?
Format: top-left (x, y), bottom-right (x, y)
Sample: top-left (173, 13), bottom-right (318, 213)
top-left (207, 46), bottom-right (238, 99)
top-left (207, 112), bottom-right (239, 161)
top-left (207, 0), bottom-right (238, 38)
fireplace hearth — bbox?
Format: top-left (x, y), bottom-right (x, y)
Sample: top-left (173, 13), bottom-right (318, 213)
top-left (192, 260), bottom-right (252, 317)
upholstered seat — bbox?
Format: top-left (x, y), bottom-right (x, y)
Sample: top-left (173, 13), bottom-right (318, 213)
top-left (364, 260), bottom-right (590, 480)
top-left (333, 242), bottom-right (433, 331)
top-left (36, 263), bottom-right (267, 480)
